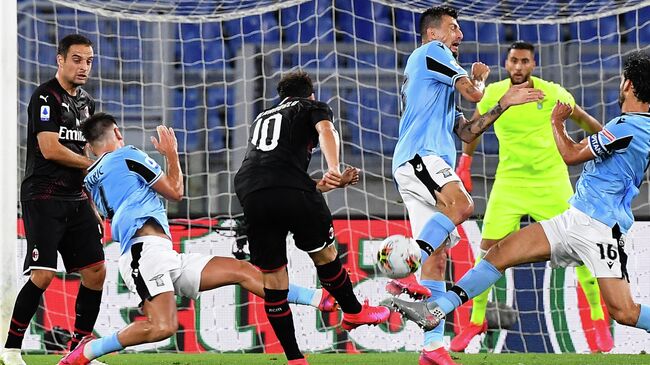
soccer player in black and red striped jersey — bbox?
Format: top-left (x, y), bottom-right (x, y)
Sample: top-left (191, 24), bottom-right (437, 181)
top-left (0, 34), bottom-right (105, 365)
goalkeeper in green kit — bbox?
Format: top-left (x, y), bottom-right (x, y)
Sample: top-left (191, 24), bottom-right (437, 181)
top-left (452, 41), bottom-right (612, 353)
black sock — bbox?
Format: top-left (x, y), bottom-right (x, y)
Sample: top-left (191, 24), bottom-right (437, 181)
top-left (316, 258), bottom-right (362, 314)
top-left (70, 285), bottom-right (103, 351)
top-left (5, 279), bottom-right (44, 349)
top-left (263, 288), bottom-right (303, 361)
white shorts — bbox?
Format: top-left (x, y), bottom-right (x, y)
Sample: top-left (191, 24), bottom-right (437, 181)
top-left (541, 207), bottom-right (628, 279)
top-left (394, 154), bottom-right (463, 249)
top-left (118, 235), bottom-right (214, 300)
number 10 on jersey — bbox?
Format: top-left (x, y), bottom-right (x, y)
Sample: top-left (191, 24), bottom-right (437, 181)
top-left (251, 113), bottom-right (282, 151)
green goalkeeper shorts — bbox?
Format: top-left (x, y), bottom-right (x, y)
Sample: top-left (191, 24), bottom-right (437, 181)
top-left (481, 178), bottom-right (574, 240)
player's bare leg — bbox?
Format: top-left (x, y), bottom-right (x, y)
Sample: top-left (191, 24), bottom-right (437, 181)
top-left (597, 278), bottom-right (646, 329)
top-left (59, 292), bottom-right (177, 365)
top-left (198, 256), bottom-right (337, 311)
top-left (310, 245), bottom-right (389, 330)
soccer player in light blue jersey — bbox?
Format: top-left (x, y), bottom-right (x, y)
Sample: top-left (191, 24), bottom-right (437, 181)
top-left (392, 51), bottom-right (650, 344)
top-left (58, 113), bottom-right (338, 365)
top-left (387, 6), bottom-right (545, 365)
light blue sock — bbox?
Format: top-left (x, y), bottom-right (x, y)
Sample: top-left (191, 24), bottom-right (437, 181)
top-left (419, 212), bottom-right (455, 262)
top-left (287, 283), bottom-right (316, 306)
top-left (85, 332), bottom-right (123, 360)
top-left (636, 304), bottom-right (650, 332)
top-left (422, 280), bottom-right (446, 348)
top-left (434, 260), bottom-right (502, 315)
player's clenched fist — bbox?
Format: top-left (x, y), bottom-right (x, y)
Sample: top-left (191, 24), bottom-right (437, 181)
top-left (471, 62), bottom-right (490, 82)
top-left (551, 101), bottom-right (573, 125)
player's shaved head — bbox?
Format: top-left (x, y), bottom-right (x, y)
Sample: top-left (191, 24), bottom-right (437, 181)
top-left (277, 71), bottom-right (314, 99)
top-left (623, 51), bottom-right (650, 104)
top-left (81, 112), bottom-right (118, 145)
top-left (420, 6), bottom-right (458, 36)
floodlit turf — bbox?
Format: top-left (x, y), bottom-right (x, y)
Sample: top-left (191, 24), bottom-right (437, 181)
top-left (24, 353), bottom-right (650, 365)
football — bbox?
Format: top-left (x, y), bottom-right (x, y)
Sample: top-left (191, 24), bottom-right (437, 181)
top-left (376, 234), bottom-right (422, 278)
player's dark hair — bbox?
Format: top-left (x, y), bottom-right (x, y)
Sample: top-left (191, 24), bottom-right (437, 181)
top-left (277, 71), bottom-right (314, 98)
top-left (623, 51), bottom-right (650, 104)
top-left (57, 34), bottom-right (93, 58)
top-left (81, 112), bottom-right (117, 144)
top-left (419, 6), bottom-right (458, 36)
top-left (507, 41), bottom-right (535, 57)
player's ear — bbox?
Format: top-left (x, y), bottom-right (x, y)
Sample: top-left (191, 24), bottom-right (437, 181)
top-left (622, 79), bottom-right (633, 93)
top-left (114, 126), bottom-right (123, 141)
top-left (56, 53), bottom-right (64, 68)
top-left (308, 93), bottom-right (315, 101)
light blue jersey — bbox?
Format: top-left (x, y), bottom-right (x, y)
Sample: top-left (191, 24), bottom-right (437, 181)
top-left (392, 40), bottom-right (467, 173)
top-left (84, 145), bottom-right (169, 255)
top-left (570, 112), bottom-right (650, 233)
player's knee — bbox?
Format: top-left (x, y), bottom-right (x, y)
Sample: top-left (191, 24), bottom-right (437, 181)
top-left (80, 264), bottom-right (106, 289)
top-left (30, 270), bottom-right (55, 289)
top-left (150, 321), bottom-right (178, 341)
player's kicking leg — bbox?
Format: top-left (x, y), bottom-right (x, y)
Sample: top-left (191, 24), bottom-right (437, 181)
top-left (197, 256), bottom-right (338, 312)
top-left (597, 278), bottom-right (650, 333)
top-left (391, 222), bottom-right (551, 331)
top-left (309, 245), bottom-right (390, 330)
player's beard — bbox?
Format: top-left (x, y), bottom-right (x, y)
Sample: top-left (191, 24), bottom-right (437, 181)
top-left (510, 74), bottom-right (531, 86)
top-left (618, 89), bottom-right (625, 108)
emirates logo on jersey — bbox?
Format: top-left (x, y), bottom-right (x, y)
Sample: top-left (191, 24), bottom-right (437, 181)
top-left (32, 248), bottom-right (39, 262)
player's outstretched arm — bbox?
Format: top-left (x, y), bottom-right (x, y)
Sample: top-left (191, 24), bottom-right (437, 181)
top-left (551, 101), bottom-right (596, 165)
top-left (151, 125), bottom-right (184, 201)
top-left (455, 62), bottom-right (490, 103)
top-left (455, 82), bottom-right (545, 143)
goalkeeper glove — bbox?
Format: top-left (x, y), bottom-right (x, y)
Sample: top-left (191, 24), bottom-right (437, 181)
top-left (456, 153), bottom-right (473, 193)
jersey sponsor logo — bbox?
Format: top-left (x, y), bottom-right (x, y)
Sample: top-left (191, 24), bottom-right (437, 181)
top-left (58, 126), bottom-right (86, 142)
top-left (40, 105), bottom-right (50, 121)
top-left (415, 163), bottom-right (423, 172)
top-left (150, 274), bottom-right (166, 287)
top-left (39, 94), bottom-right (49, 103)
top-left (607, 261), bottom-right (615, 269)
top-left (61, 102), bottom-right (71, 113)
top-left (32, 248), bottom-right (39, 262)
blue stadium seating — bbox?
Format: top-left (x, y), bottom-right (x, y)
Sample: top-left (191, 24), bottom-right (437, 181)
top-left (224, 13), bottom-right (280, 51)
top-left (516, 24), bottom-right (560, 43)
top-left (172, 88), bottom-right (201, 152)
top-left (624, 7), bottom-right (650, 43)
top-left (568, 16), bottom-right (619, 44)
top-left (118, 21), bottom-right (141, 71)
top-left (281, 0), bottom-right (335, 44)
top-left (206, 88), bottom-right (226, 152)
top-left (458, 20), bottom-right (477, 42)
top-left (394, 8), bottom-right (418, 44)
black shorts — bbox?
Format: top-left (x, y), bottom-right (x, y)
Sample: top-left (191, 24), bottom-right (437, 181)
top-left (22, 199), bottom-right (104, 274)
top-left (242, 187), bottom-right (335, 272)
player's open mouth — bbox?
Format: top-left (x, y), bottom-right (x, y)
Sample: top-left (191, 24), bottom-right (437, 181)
top-left (451, 42), bottom-right (460, 48)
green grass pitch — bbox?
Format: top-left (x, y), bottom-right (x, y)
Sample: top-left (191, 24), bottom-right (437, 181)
top-left (24, 353), bottom-right (650, 365)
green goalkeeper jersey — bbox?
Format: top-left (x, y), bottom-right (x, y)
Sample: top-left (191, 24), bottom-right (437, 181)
top-left (477, 76), bottom-right (575, 184)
